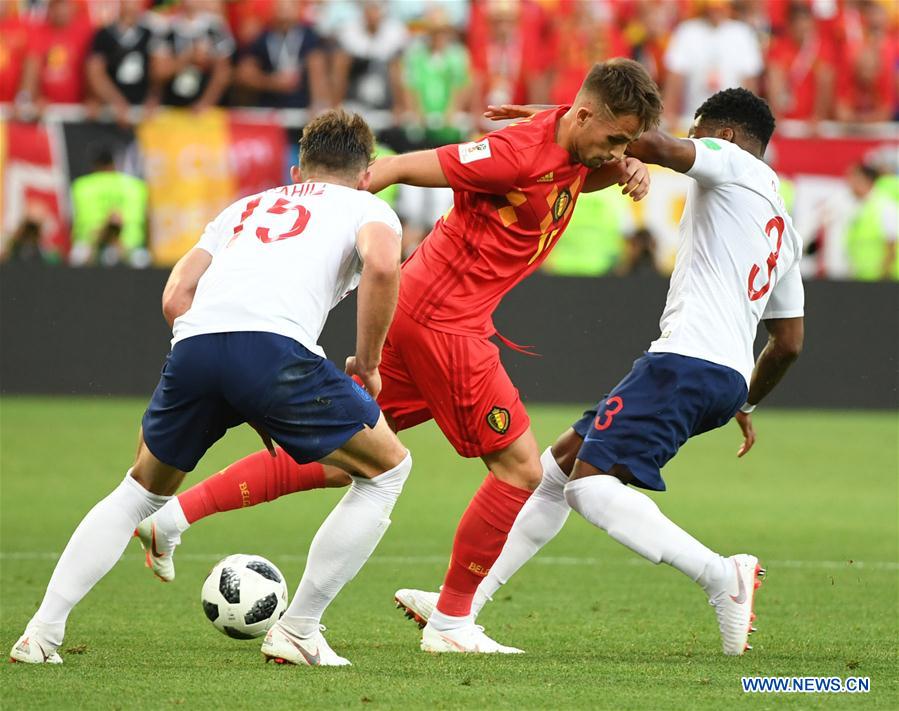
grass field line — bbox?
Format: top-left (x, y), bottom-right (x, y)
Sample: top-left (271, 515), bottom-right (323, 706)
top-left (1, 551), bottom-right (897, 571)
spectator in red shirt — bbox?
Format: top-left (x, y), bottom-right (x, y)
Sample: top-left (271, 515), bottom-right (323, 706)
top-left (0, 2), bottom-right (31, 103)
top-left (224, 0), bottom-right (276, 50)
top-left (17, 0), bottom-right (94, 113)
top-left (469, 0), bottom-right (548, 123)
top-left (545, 0), bottom-right (629, 106)
top-left (766, 1), bottom-right (835, 122)
top-left (835, 0), bottom-right (895, 122)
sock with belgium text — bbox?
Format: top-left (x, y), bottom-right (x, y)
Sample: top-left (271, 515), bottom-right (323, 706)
top-left (472, 447), bottom-right (571, 617)
top-left (179, 448), bottom-right (327, 522)
top-left (433, 473), bottom-right (532, 624)
top-left (151, 449), bottom-right (329, 552)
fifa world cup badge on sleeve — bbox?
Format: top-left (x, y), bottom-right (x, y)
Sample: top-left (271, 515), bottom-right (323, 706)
top-left (458, 139), bottom-right (492, 165)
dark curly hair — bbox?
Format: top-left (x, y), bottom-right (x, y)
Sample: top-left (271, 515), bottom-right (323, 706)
top-left (694, 88), bottom-right (776, 149)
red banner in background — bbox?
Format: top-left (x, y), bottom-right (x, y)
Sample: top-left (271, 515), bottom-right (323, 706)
top-left (228, 116), bottom-right (287, 199)
top-left (137, 110), bottom-right (288, 265)
top-left (0, 121), bottom-right (69, 258)
top-left (770, 134), bottom-right (899, 176)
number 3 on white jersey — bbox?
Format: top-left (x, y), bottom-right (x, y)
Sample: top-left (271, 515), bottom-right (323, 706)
top-left (747, 216), bottom-right (784, 302)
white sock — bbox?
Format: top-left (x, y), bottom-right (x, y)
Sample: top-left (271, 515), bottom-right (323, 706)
top-left (281, 452), bottom-right (411, 637)
top-left (472, 447), bottom-right (571, 618)
top-left (564, 475), bottom-right (729, 595)
top-left (148, 496), bottom-right (191, 552)
top-left (31, 472), bottom-right (170, 646)
top-left (427, 608), bottom-right (473, 632)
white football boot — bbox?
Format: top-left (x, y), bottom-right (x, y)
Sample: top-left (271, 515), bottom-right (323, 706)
top-left (9, 630), bottom-right (63, 665)
top-left (421, 621), bottom-right (524, 654)
top-left (394, 588), bottom-right (439, 628)
top-left (261, 622), bottom-right (351, 667)
top-left (134, 518), bottom-right (176, 582)
top-left (708, 554), bottom-right (765, 655)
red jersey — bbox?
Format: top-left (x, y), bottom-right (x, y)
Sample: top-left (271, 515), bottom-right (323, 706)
top-left (399, 107), bottom-right (589, 338)
top-left (29, 18), bottom-right (94, 103)
top-left (0, 15), bottom-right (31, 102)
top-left (767, 34), bottom-right (833, 120)
top-left (836, 38), bottom-right (896, 119)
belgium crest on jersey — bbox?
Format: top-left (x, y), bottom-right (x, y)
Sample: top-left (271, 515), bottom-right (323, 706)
top-left (552, 187), bottom-right (572, 222)
top-left (486, 406), bottom-right (511, 434)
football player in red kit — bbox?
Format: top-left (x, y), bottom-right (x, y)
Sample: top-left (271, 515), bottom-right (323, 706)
top-left (137, 58), bottom-right (663, 655)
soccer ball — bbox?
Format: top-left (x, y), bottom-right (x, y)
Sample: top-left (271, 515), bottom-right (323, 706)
top-left (201, 554), bottom-right (289, 639)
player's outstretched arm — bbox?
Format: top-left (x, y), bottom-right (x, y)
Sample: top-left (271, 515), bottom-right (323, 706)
top-left (349, 222), bottom-right (402, 398)
top-left (625, 131), bottom-right (697, 175)
top-left (368, 150), bottom-right (450, 194)
top-left (735, 317), bottom-right (804, 457)
top-left (161, 248), bottom-right (212, 327)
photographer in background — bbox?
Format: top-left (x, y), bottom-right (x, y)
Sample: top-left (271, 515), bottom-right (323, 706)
top-left (70, 146), bottom-right (149, 268)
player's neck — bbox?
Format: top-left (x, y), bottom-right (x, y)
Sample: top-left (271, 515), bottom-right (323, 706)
top-left (555, 109), bottom-right (576, 153)
top-left (300, 174), bottom-right (359, 189)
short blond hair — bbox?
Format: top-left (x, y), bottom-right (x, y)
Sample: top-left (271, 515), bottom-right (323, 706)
top-left (579, 59), bottom-right (663, 132)
top-left (299, 109), bottom-right (375, 178)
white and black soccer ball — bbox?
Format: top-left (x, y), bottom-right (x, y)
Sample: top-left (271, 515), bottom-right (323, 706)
top-left (201, 554), bottom-right (288, 639)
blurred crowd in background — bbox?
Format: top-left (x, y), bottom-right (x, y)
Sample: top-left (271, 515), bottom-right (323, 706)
top-left (1, 0), bottom-right (897, 279)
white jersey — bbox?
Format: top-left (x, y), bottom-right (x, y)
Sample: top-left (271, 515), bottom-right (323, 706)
top-left (649, 138), bottom-right (805, 385)
top-left (172, 182), bottom-right (402, 357)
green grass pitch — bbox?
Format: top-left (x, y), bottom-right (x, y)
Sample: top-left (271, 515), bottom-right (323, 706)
top-left (1, 397), bottom-right (896, 709)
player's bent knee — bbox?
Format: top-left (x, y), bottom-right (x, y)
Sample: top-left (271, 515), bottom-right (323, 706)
top-left (489, 457), bottom-right (543, 491)
top-left (483, 429), bottom-right (543, 490)
top-left (361, 451), bottom-right (412, 496)
top-left (131, 445), bottom-right (185, 496)
top-left (551, 428), bottom-right (584, 476)
top-left (325, 416), bottom-right (408, 479)
top-left (323, 465), bottom-right (353, 488)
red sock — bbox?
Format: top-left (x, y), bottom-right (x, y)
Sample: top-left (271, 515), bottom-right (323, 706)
top-left (436, 473), bottom-right (532, 617)
top-left (178, 449), bottom-right (327, 524)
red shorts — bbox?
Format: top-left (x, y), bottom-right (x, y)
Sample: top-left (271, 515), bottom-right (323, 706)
top-left (377, 307), bottom-right (530, 458)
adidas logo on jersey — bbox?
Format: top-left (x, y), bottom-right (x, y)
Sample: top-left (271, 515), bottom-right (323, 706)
top-left (537, 171), bottom-right (555, 183)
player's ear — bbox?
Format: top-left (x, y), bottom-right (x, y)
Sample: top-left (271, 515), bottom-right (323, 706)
top-left (358, 168), bottom-right (373, 192)
top-left (576, 106), bottom-right (593, 126)
top-left (290, 165), bottom-right (302, 184)
top-left (718, 127), bottom-right (736, 143)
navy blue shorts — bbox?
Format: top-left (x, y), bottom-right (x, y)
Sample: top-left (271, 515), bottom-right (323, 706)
top-left (571, 352), bottom-right (747, 491)
top-left (142, 332), bottom-right (381, 472)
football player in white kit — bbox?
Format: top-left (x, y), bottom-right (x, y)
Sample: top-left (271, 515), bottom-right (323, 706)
top-left (396, 88), bottom-right (805, 656)
top-left (11, 110), bottom-right (412, 667)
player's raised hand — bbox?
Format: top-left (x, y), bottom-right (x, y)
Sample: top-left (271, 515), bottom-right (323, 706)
top-left (346, 356), bottom-right (382, 399)
top-left (483, 104), bottom-right (540, 121)
top-left (618, 157), bottom-right (651, 201)
top-left (735, 411), bottom-right (756, 457)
